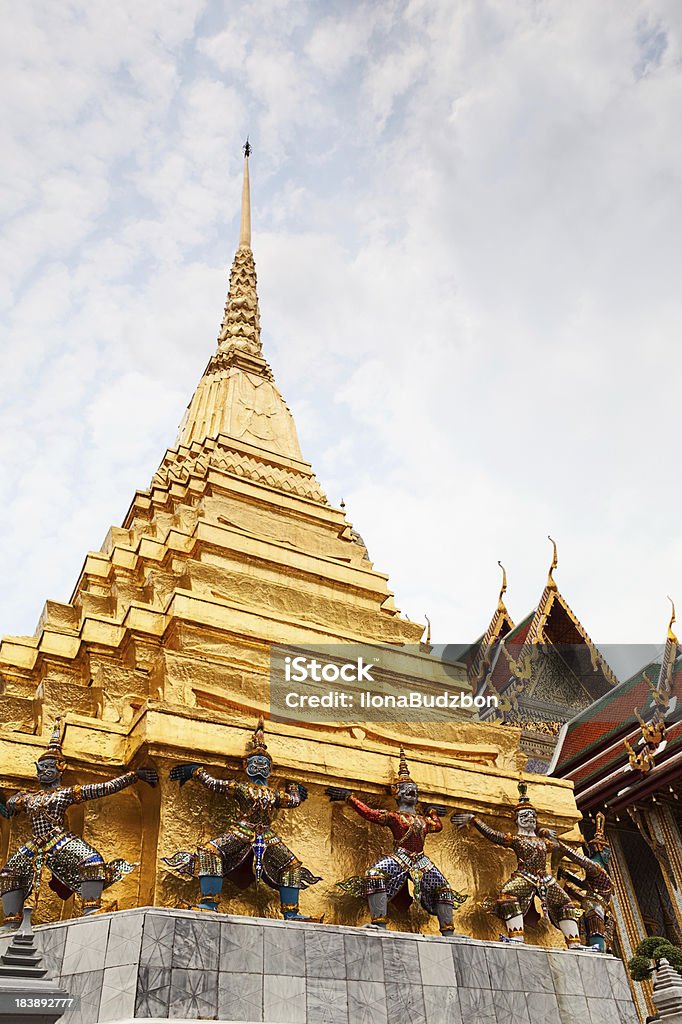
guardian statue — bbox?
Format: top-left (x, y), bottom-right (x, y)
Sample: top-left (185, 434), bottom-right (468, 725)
top-left (163, 716), bottom-right (321, 919)
top-left (326, 747), bottom-right (467, 934)
top-left (0, 717), bottom-right (158, 927)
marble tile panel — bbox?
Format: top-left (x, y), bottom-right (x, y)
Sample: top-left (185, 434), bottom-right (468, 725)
top-left (418, 939), bottom-right (457, 987)
top-left (37, 924), bottom-right (67, 979)
top-left (139, 912), bottom-right (175, 968)
top-left (526, 990), bottom-right (561, 1024)
top-left (307, 977), bottom-right (349, 1024)
top-left (516, 948), bottom-right (554, 993)
top-left (605, 959), bottom-right (635, 1001)
top-left (452, 943), bottom-right (491, 989)
top-left (264, 923), bottom-right (306, 977)
top-left (547, 952), bottom-right (584, 996)
top-left (263, 973), bottom-right (307, 1023)
top-left (493, 989), bottom-right (531, 1024)
top-left (220, 920), bottom-right (264, 974)
top-left (135, 965), bottom-right (171, 1017)
top-left (59, 970), bottom-right (104, 1024)
top-left (385, 982), bottom-right (427, 1024)
top-left (305, 928), bottom-right (346, 980)
top-left (62, 918), bottom-right (111, 975)
top-left (98, 963), bottom-right (137, 1022)
top-left (556, 993), bottom-right (589, 1024)
top-left (218, 969), bottom-right (263, 1021)
top-left (347, 979), bottom-right (388, 1024)
top-left (382, 936), bottom-right (422, 985)
top-left (615, 998), bottom-right (640, 1024)
top-left (423, 983), bottom-right (461, 1024)
top-left (485, 944), bottom-right (521, 992)
top-left (577, 954), bottom-right (609, 997)
top-left (173, 915), bottom-right (220, 970)
top-left (344, 932), bottom-right (384, 982)
top-left (457, 987), bottom-right (496, 1024)
top-left (587, 995), bottom-right (623, 1024)
top-left (170, 966), bottom-right (219, 1018)
top-left (104, 912), bottom-right (143, 968)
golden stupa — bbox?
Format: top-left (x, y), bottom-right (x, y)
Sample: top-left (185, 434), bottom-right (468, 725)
top-left (0, 148), bottom-right (580, 942)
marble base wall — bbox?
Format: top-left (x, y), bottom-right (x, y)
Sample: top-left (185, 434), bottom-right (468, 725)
top-left (22, 908), bottom-right (640, 1024)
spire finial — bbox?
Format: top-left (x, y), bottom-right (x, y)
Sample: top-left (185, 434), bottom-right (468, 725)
top-left (668, 596), bottom-right (677, 643)
top-left (244, 714), bottom-right (271, 763)
top-left (239, 138), bottom-right (251, 248)
top-left (391, 746), bottom-right (414, 793)
top-left (547, 535), bottom-right (558, 590)
top-left (497, 561), bottom-right (508, 609)
top-left (38, 716), bottom-right (66, 770)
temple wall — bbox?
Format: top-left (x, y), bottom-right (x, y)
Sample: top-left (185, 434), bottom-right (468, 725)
top-left (11, 908), bottom-right (639, 1024)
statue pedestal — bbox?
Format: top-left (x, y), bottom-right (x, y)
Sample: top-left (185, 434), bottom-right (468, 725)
top-left (29, 906), bottom-right (639, 1023)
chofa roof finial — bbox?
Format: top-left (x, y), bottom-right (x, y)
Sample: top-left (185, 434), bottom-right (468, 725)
top-left (547, 535), bottom-right (558, 590)
top-left (667, 596), bottom-right (677, 643)
top-left (497, 560), bottom-right (508, 610)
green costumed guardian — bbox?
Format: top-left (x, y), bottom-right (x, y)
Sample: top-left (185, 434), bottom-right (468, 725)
top-left (557, 812), bottom-right (614, 952)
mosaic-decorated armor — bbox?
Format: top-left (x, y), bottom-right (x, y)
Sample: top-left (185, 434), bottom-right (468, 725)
top-left (163, 716), bottom-right (321, 919)
top-left (328, 748), bottom-right (467, 934)
top-left (0, 718), bottom-right (158, 927)
top-left (452, 781), bottom-right (581, 947)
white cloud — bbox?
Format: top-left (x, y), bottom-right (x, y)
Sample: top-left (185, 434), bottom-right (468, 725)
top-left (1, 0), bottom-right (681, 667)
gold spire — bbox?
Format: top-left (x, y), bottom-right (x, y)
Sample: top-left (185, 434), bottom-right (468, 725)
top-left (217, 143), bottom-right (262, 359)
top-left (547, 536), bottom-right (558, 590)
top-left (172, 142), bottom-right (309, 466)
top-left (239, 139), bottom-right (252, 248)
top-left (497, 560), bottom-right (508, 611)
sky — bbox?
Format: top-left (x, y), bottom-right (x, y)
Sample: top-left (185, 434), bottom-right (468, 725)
top-left (1, 0), bottom-right (681, 678)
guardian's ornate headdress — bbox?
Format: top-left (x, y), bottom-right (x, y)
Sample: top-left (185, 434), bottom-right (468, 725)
top-left (391, 747), bottom-right (415, 794)
top-left (244, 716), bottom-right (272, 764)
top-left (37, 717), bottom-right (67, 771)
top-left (586, 811), bottom-right (609, 854)
top-left (513, 780), bottom-right (536, 814)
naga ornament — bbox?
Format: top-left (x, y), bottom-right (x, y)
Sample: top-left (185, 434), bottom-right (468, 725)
top-left (163, 716), bottom-right (321, 920)
top-left (327, 747), bottom-right (467, 935)
top-left (0, 717), bottom-right (158, 928)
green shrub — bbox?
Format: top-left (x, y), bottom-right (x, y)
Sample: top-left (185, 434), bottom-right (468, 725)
top-left (628, 936), bottom-right (682, 981)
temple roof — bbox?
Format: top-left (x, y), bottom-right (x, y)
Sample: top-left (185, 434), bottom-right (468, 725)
top-left (550, 606), bottom-right (680, 809)
top-left (469, 548), bottom-right (618, 709)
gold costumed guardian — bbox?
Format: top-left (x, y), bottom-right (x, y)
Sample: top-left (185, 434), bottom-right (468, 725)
top-left (451, 781), bottom-right (582, 947)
